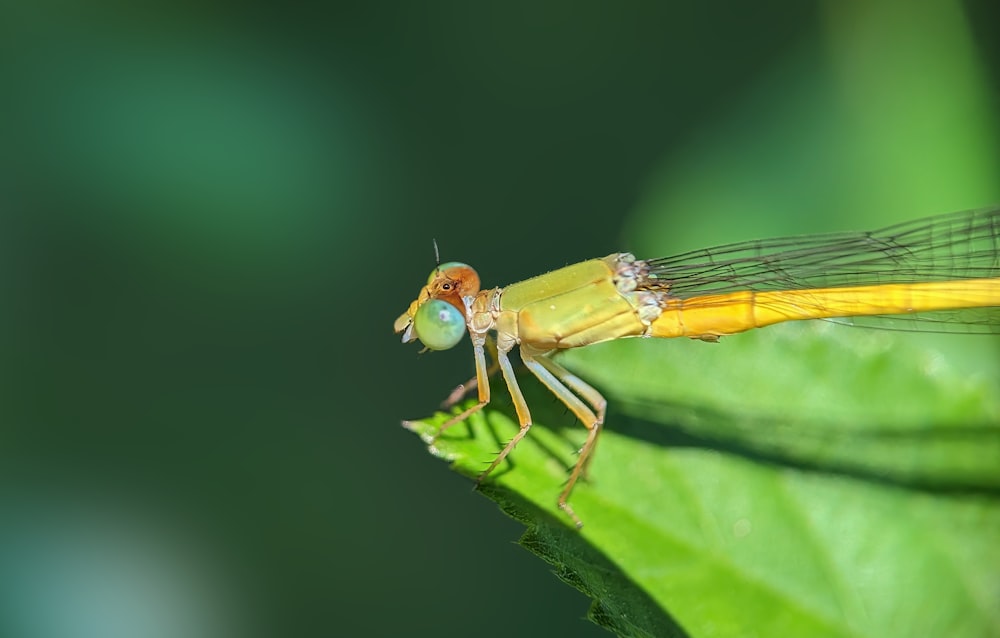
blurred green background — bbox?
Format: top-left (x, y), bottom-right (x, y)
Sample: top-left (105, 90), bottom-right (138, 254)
top-left (2, 2), bottom-right (998, 637)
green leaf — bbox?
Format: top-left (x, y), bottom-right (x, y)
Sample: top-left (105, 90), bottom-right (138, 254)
top-left (403, 5), bottom-right (1000, 636)
top-left (405, 323), bottom-right (1000, 638)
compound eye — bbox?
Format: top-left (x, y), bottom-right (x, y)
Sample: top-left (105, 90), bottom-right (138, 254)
top-left (427, 262), bottom-right (470, 285)
top-left (413, 299), bottom-right (466, 350)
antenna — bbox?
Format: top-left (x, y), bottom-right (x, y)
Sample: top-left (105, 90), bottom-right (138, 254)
top-left (432, 238), bottom-right (441, 266)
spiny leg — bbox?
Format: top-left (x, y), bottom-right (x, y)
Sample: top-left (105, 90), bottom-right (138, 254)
top-left (475, 344), bottom-right (533, 481)
top-left (432, 334), bottom-right (492, 442)
top-left (441, 335), bottom-right (499, 409)
top-left (533, 354), bottom-right (607, 479)
top-left (521, 352), bottom-right (603, 529)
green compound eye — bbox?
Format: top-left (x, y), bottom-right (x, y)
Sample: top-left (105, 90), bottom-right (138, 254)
top-left (413, 299), bottom-right (466, 350)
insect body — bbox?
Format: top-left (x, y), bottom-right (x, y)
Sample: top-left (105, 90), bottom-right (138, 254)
top-left (395, 208), bottom-right (1000, 527)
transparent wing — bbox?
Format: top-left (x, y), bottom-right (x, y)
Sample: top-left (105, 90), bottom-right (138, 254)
top-left (646, 207), bottom-right (1000, 334)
